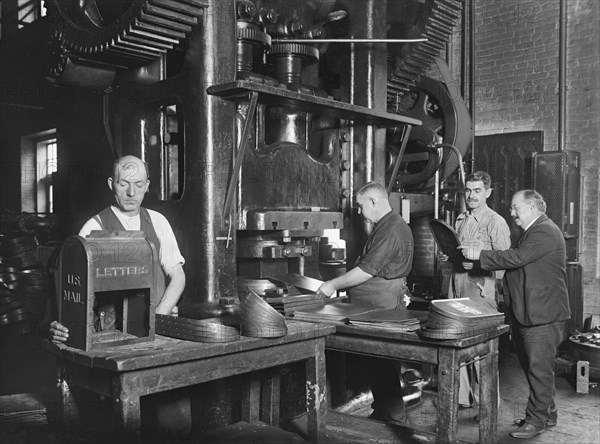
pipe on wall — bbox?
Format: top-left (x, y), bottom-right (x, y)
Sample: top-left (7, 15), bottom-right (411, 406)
top-left (558, 0), bottom-right (567, 151)
top-left (460, 0), bottom-right (468, 100)
top-left (468, 0), bottom-right (475, 173)
top-left (461, 0), bottom-right (475, 173)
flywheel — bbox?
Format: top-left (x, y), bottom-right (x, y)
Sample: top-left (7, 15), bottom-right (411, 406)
top-left (386, 76), bottom-right (471, 192)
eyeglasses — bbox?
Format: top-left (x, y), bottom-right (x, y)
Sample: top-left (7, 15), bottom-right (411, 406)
top-left (510, 202), bottom-right (532, 212)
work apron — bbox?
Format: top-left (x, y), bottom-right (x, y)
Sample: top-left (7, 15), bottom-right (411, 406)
top-left (348, 276), bottom-right (408, 309)
top-left (92, 207), bottom-right (166, 330)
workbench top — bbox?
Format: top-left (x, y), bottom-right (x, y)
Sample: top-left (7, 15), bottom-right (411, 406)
top-left (334, 323), bottom-right (509, 348)
top-left (43, 320), bottom-right (335, 372)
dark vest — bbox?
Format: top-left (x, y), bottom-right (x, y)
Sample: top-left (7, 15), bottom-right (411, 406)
top-left (94, 206), bottom-right (166, 301)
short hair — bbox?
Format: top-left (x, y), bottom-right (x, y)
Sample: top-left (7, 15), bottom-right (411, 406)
top-left (518, 189), bottom-right (547, 213)
top-left (111, 156), bottom-right (149, 180)
top-left (356, 181), bottom-right (388, 199)
top-left (465, 171), bottom-right (492, 189)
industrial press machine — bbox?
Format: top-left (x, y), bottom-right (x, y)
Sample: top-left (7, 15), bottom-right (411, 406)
top-left (35, 0), bottom-right (471, 314)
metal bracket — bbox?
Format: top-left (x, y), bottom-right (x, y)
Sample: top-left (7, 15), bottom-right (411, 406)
top-left (222, 91), bottom-right (259, 219)
top-left (386, 125), bottom-right (412, 194)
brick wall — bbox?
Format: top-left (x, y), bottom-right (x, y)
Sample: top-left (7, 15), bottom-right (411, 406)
top-left (566, 0), bottom-right (600, 318)
top-left (473, 0), bottom-right (600, 320)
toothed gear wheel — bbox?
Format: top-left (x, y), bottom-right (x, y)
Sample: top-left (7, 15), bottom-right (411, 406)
top-left (386, 0), bottom-right (462, 107)
top-left (270, 42), bottom-right (319, 61)
top-left (237, 23), bottom-right (272, 48)
top-left (47, 0), bottom-right (207, 68)
top-left (47, 35), bottom-right (69, 78)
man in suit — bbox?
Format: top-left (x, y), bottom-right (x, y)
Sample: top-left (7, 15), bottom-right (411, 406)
top-left (461, 189), bottom-right (570, 439)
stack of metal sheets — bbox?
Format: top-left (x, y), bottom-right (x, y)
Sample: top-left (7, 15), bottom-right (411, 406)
top-left (262, 273), bottom-right (327, 315)
top-left (239, 290), bottom-right (288, 338)
top-left (264, 292), bottom-right (326, 316)
top-left (419, 298), bottom-right (505, 339)
top-left (292, 300), bottom-right (379, 325)
top-left (349, 309), bottom-right (427, 333)
top-left (0, 234), bottom-right (51, 329)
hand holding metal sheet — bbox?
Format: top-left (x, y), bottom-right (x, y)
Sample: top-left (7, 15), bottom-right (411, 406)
top-left (428, 219), bottom-right (469, 267)
top-left (457, 240), bottom-right (484, 260)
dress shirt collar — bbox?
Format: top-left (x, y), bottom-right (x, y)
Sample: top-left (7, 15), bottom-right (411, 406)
top-left (456, 204), bottom-right (491, 223)
top-left (524, 214), bottom-right (543, 231)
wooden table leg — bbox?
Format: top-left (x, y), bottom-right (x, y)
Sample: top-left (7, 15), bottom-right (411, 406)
top-left (242, 368), bottom-right (281, 425)
top-left (112, 396), bottom-right (141, 432)
top-left (241, 372), bottom-right (261, 423)
top-left (56, 364), bottom-right (83, 428)
top-left (261, 367), bottom-right (281, 426)
top-left (437, 348), bottom-right (460, 444)
top-left (305, 339), bottom-right (327, 442)
top-left (478, 338), bottom-right (499, 444)
top-left (112, 374), bottom-right (141, 432)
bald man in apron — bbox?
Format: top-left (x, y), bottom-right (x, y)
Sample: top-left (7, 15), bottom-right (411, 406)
top-left (317, 181), bottom-right (414, 424)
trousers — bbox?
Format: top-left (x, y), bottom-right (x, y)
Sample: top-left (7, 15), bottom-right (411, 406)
top-left (509, 310), bottom-right (564, 428)
top-left (346, 278), bottom-right (408, 421)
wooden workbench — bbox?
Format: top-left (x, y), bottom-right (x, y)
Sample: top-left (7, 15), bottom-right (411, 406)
top-left (43, 320), bottom-right (335, 441)
top-left (326, 323), bottom-right (509, 444)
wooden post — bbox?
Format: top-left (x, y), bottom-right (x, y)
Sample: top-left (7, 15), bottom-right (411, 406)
top-left (305, 339), bottom-right (327, 442)
top-left (260, 367), bottom-right (281, 425)
top-left (478, 339), bottom-right (499, 443)
top-left (112, 374), bottom-right (141, 432)
top-left (437, 348), bottom-right (460, 444)
top-left (241, 372), bottom-right (261, 423)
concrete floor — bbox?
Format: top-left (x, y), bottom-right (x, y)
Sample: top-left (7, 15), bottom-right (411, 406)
top-left (1, 329), bottom-right (599, 444)
top-left (349, 351), bottom-right (600, 444)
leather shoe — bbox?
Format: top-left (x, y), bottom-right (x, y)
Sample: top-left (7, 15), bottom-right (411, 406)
top-left (369, 409), bottom-right (408, 425)
top-left (510, 422), bottom-right (545, 439)
top-left (514, 415), bottom-right (556, 427)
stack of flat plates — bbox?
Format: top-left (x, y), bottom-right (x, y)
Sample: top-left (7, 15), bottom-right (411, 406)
top-left (15, 269), bottom-right (51, 319)
top-left (266, 273), bottom-right (324, 293)
top-left (292, 300), bottom-right (380, 325)
top-left (349, 309), bottom-right (427, 333)
top-left (0, 235), bottom-right (40, 269)
top-left (239, 290), bottom-right (288, 338)
top-left (264, 293), bottom-right (326, 316)
top-left (156, 314), bottom-right (240, 343)
top-left (0, 233), bottom-right (52, 328)
top-left (419, 298), bottom-right (505, 339)
top-left (0, 263), bottom-right (25, 326)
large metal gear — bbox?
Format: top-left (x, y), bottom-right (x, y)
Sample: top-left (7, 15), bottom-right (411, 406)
top-left (386, 0), bottom-right (462, 107)
top-left (47, 0), bottom-right (207, 70)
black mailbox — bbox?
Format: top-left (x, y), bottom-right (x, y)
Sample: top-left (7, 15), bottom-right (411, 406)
top-left (57, 231), bottom-right (157, 351)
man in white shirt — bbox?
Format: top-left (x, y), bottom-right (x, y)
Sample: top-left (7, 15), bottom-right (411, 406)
top-left (443, 171), bottom-right (510, 415)
top-left (50, 155), bottom-right (185, 342)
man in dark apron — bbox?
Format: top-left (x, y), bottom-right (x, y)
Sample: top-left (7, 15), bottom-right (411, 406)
top-left (50, 155), bottom-right (185, 341)
top-left (317, 181), bottom-right (414, 424)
